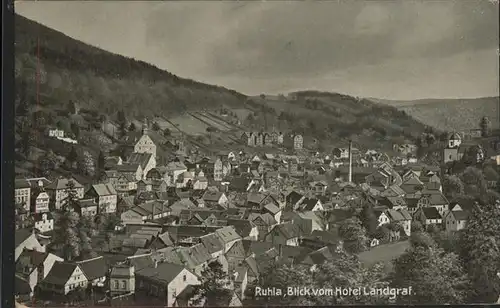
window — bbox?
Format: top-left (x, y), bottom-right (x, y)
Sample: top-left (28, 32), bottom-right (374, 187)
top-left (121, 280), bottom-right (127, 289)
top-left (115, 281), bottom-right (119, 289)
top-left (183, 275), bottom-right (187, 282)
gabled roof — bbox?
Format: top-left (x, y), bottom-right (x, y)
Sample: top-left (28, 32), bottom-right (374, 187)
top-left (15, 179), bottom-right (31, 189)
top-left (422, 192), bottom-right (449, 206)
top-left (166, 161), bottom-right (187, 171)
top-left (202, 191), bottom-right (224, 202)
top-left (76, 256), bottom-right (107, 280)
top-left (116, 163), bottom-right (141, 173)
top-left (46, 178), bottom-right (84, 190)
top-left (127, 153), bottom-right (153, 170)
top-left (451, 210), bottom-right (469, 221)
top-left (226, 219), bottom-right (256, 238)
top-left (300, 198), bottom-right (321, 211)
top-left (215, 226), bottom-right (242, 244)
top-left (17, 249), bottom-right (49, 268)
top-left (248, 213), bottom-right (277, 226)
top-left (199, 233), bottom-right (225, 254)
top-left (263, 203), bottom-right (281, 215)
top-left (270, 223), bottom-right (301, 239)
top-left (135, 262), bottom-right (186, 284)
top-left (15, 229), bottom-right (34, 247)
top-left (90, 183), bottom-right (117, 196)
top-left (43, 262), bottom-right (79, 285)
top-left (421, 207), bottom-right (442, 220)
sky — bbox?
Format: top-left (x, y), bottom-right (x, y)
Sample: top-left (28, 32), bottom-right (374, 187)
top-left (15, 0), bottom-right (500, 100)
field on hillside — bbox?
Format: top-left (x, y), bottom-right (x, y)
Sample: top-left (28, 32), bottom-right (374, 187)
top-left (374, 97), bottom-right (500, 132)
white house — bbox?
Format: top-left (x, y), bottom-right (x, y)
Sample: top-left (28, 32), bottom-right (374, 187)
top-left (40, 262), bottom-right (88, 295)
top-left (33, 213), bottom-right (54, 234)
top-left (135, 262), bottom-right (200, 307)
top-left (445, 209), bottom-right (469, 233)
top-left (85, 183), bottom-right (118, 213)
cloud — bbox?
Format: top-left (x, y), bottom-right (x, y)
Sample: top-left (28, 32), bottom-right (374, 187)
top-left (15, 0), bottom-right (499, 99)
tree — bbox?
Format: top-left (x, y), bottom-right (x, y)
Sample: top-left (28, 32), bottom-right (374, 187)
top-left (191, 260), bottom-right (232, 306)
top-left (480, 116), bottom-right (491, 137)
top-left (68, 100), bottom-right (77, 115)
top-left (128, 122), bottom-right (136, 132)
top-left (163, 128), bottom-right (171, 137)
top-left (338, 217), bottom-right (368, 253)
top-left (313, 250), bottom-right (391, 305)
top-left (442, 175), bottom-right (465, 199)
top-left (77, 150), bottom-right (95, 176)
top-left (51, 180), bottom-right (82, 261)
top-left (411, 221), bottom-right (424, 233)
top-left (461, 167), bottom-right (488, 200)
top-left (70, 122), bottom-right (80, 139)
top-left (38, 150), bottom-right (58, 177)
top-left (459, 202), bottom-right (500, 303)
top-left (97, 151), bottom-right (106, 175)
top-left (359, 203), bottom-right (378, 237)
top-left (391, 232), bottom-right (469, 304)
top-left (67, 146), bottom-right (79, 168)
top-left (152, 122), bottom-right (161, 131)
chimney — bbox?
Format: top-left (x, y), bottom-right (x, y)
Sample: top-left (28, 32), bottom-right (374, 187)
top-left (348, 140), bottom-right (353, 183)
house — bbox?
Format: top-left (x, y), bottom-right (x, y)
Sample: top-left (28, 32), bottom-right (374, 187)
top-left (128, 152), bottom-right (156, 180)
top-left (374, 208), bottom-right (391, 227)
top-left (255, 132), bottom-right (264, 147)
top-left (39, 262), bottom-right (88, 295)
top-left (385, 209), bottom-right (412, 236)
top-left (215, 226), bottom-right (242, 252)
top-left (202, 191), bottom-right (228, 208)
top-left (265, 223), bottom-right (301, 246)
top-left (48, 128), bottom-right (65, 138)
top-left (15, 229), bottom-right (45, 261)
top-left (15, 249), bottom-right (64, 297)
top-left (33, 213), bottom-right (54, 234)
top-left (332, 148), bottom-right (349, 159)
top-left (166, 162), bottom-right (189, 186)
top-left (85, 183), bottom-right (118, 213)
top-left (79, 198), bottom-right (99, 217)
top-left (199, 233), bottom-right (225, 258)
top-left (117, 163), bottom-right (144, 182)
top-left (110, 264), bottom-right (135, 296)
top-left (416, 192), bottom-right (449, 218)
top-left (15, 179), bottom-right (31, 212)
top-left (293, 134), bottom-right (303, 150)
top-left (241, 132), bottom-right (255, 146)
top-left (45, 178), bottom-right (85, 210)
top-left (248, 213), bottom-right (277, 240)
top-left (135, 262), bottom-right (200, 307)
top-left (116, 174), bottom-right (138, 196)
top-left (297, 198), bottom-right (324, 212)
top-left (134, 124), bottom-right (157, 162)
top-left (444, 209), bottom-right (469, 233)
top-left (31, 188), bottom-right (50, 214)
top-left (76, 256), bottom-right (108, 287)
top-left (227, 219), bottom-right (259, 241)
top-left (414, 207), bottom-right (443, 227)
top-left (308, 181), bottom-right (328, 196)
top-left (104, 156), bottom-right (123, 170)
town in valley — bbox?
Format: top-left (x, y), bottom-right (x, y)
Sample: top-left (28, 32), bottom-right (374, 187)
top-left (13, 1), bottom-right (500, 307)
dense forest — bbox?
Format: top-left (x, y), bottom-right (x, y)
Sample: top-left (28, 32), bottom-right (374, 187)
top-left (14, 14), bottom-right (247, 119)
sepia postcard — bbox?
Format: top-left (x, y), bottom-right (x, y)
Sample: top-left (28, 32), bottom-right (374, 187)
top-left (8, 0), bottom-right (500, 306)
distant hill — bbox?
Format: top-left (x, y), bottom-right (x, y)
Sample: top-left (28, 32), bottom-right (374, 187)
top-left (15, 14), bottom-right (431, 161)
top-left (371, 97), bottom-right (500, 132)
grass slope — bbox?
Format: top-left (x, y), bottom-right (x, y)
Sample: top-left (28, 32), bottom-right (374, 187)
top-left (372, 97), bottom-right (500, 132)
